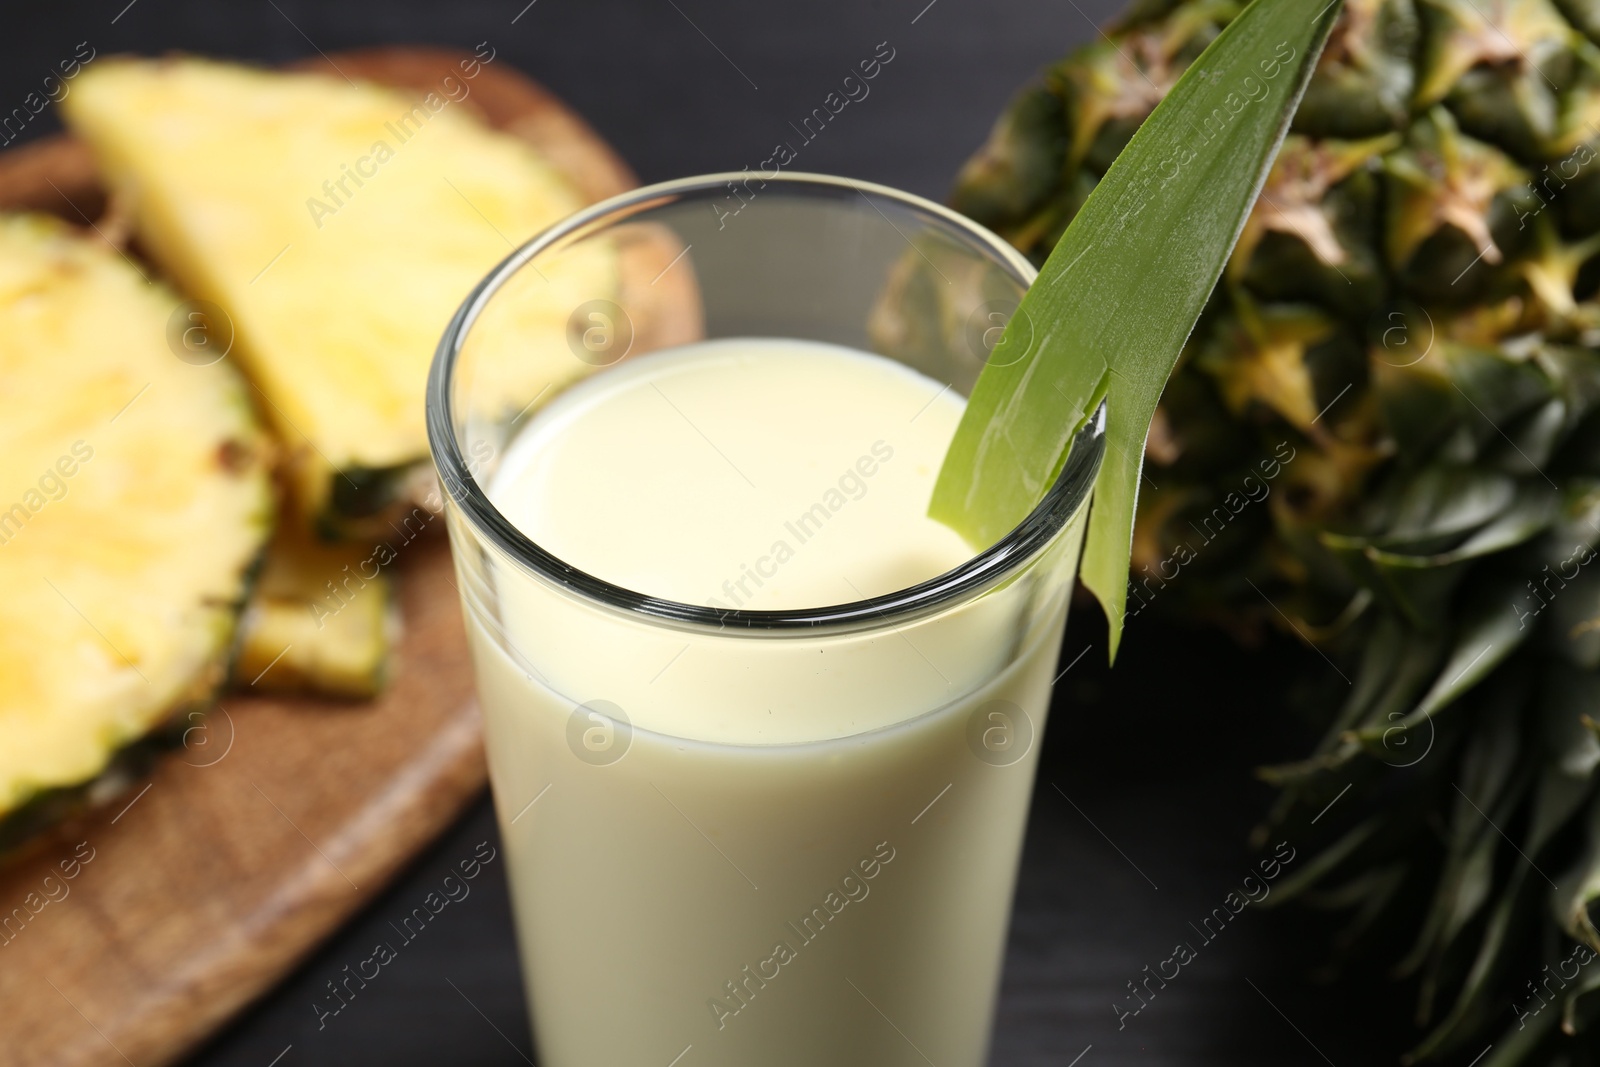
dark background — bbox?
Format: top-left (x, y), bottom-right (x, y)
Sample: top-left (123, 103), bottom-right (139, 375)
top-left (3, 1), bottom-right (1417, 1063)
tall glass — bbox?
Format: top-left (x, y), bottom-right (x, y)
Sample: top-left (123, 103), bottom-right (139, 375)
top-left (427, 173), bottom-right (1104, 1067)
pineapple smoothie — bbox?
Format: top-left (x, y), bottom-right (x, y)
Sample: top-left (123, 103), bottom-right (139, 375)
top-left (467, 338), bottom-right (1086, 1066)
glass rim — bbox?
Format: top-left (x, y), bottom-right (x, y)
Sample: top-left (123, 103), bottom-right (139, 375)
top-left (426, 171), bottom-right (1106, 636)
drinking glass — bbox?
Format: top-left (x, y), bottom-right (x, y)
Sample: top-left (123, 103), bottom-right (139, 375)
top-left (427, 172), bottom-right (1104, 1067)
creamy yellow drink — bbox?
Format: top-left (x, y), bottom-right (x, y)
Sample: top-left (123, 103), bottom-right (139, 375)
top-left (468, 338), bottom-right (1085, 1066)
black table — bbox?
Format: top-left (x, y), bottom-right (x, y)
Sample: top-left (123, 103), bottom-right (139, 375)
top-left (5, 1), bottom-right (1416, 1062)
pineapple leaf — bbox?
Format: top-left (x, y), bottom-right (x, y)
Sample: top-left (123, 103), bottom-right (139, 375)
top-left (1542, 666), bottom-right (1600, 782)
top-left (1561, 964), bottom-right (1600, 1040)
top-left (930, 0), bottom-right (1344, 658)
top-left (1261, 815), bottom-right (1379, 907)
top-left (1351, 588), bottom-right (1535, 746)
top-left (1480, 1004), bottom-right (1560, 1067)
top-left (1399, 696), bottom-right (1529, 980)
top-left (1412, 864), bottom-right (1538, 1062)
top-left (1553, 790), bottom-right (1600, 952)
top-left (1362, 485), bottom-right (1559, 568)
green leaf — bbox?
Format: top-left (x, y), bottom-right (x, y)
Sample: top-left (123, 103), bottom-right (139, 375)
top-left (1480, 1003), bottom-right (1560, 1067)
top-left (1256, 620), bottom-right (1447, 788)
top-left (930, 0), bottom-right (1343, 658)
top-left (1411, 862), bottom-right (1537, 1062)
top-left (1262, 816), bottom-right (1378, 908)
top-left (1361, 484), bottom-right (1558, 568)
top-left (1396, 696), bottom-right (1525, 981)
top-left (1547, 564), bottom-right (1600, 670)
top-left (1350, 589), bottom-right (1535, 748)
top-left (1554, 790), bottom-right (1600, 953)
top-left (1321, 466), bottom-right (1519, 554)
top-left (1316, 865), bottom-right (1408, 949)
top-left (1327, 483), bottom-right (1558, 628)
top-left (1562, 964), bottom-right (1600, 1040)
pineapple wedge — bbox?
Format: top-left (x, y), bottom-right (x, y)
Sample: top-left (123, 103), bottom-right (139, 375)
top-left (62, 57), bottom-right (614, 536)
top-left (233, 533), bottom-right (396, 699)
top-left (0, 214), bottom-right (272, 820)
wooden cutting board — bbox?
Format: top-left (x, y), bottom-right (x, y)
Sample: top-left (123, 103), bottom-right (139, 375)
top-left (0, 48), bottom-right (644, 1067)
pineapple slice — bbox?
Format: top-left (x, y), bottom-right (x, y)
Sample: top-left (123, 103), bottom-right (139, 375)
top-left (0, 214), bottom-right (272, 820)
top-left (62, 57), bottom-right (614, 536)
top-left (233, 533), bottom-right (397, 699)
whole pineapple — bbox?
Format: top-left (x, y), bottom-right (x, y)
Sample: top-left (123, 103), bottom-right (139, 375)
top-left (952, 0), bottom-right (1600, 1062)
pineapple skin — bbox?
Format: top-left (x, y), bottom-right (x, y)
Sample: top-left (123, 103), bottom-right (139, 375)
top-left (0, 214), bottom-right (273, 823)
top-left (942, 1), bottom-right (1600, 1062)
top-left (60, 57), bottom-right (613, 538)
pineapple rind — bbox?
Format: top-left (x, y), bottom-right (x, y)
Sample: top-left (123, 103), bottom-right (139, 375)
top-left (0, 733), bottom-right (170, 857)
top-left (61, 57), bottom-right (614, 535)
top-left (0, 214), bottom-right (273, 818)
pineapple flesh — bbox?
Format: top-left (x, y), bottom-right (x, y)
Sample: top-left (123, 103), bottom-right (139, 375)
top-left (233, 533), bottom-right (396, 700)
top-left (0, 214), bottom-right (272, 824)
top-left (61, 57), bottom-right (614, 537)
top-left (937, 0), bottom-right (1600, 1062)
